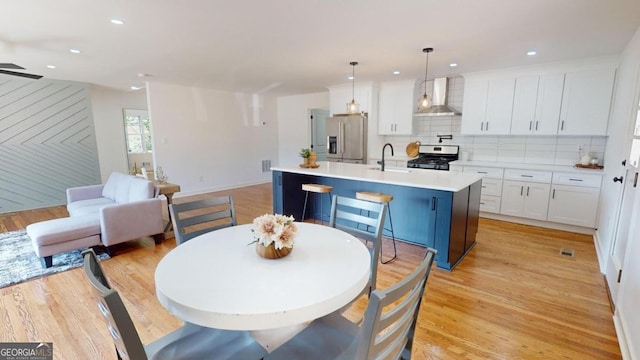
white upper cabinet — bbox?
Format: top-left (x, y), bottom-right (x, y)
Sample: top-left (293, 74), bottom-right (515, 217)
top-left (462, 59), bottom-right (616, 136)
top-left (558, 67), bottom-right (616, 136)
top-left (460, 78), bottom-right (488, 134)
top-left (378, 79), bottom-right (415, 135)
top-left (511, 74), bottom-right (564, 135)
top-left (461, 77), bottom-right (514, 135)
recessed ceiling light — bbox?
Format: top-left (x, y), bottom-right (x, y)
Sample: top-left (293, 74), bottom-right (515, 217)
top-left (449, 63), bottom-right (458, 67)
top-left (393, 70), bottom-right (400, 75)
top-left (527, 50), bottom-right (537, 56)
top-left (47, 65), bottom-right (56, 69)
top-left (69, 49), bottom-right (81, 54)
top-left (110, 19), bottom-right (125, 25)
top-left (137, 73), bottom-right (151, 78)
top-left (130, 86), bottom-right (142, 91)
top-left (348, 76), bottom-right (354, 80)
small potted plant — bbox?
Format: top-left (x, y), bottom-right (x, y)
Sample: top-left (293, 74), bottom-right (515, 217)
top-left (299, 148), bottom-right (311, 165)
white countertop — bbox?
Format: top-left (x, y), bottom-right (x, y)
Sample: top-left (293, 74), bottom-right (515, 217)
top-left (449, 160), bottom-right (605, 174)
top-left (271, 161), bottom-right (483, 192)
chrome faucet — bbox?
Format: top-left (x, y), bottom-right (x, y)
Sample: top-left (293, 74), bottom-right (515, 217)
top-left (380, 143), bottom-right (394, 171)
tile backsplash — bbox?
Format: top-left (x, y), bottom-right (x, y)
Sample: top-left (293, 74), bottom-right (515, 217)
top-left (383, 76), bottom-right (607, 166)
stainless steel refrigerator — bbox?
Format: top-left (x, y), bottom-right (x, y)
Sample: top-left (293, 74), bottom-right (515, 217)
top-left (326, 113), bottom-right (367, 163)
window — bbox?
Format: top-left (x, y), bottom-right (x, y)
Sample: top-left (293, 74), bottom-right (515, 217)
top-left (124, 109), bottom-right (152, 153)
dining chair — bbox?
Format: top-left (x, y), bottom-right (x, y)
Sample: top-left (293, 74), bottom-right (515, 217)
top-left (264, 247), bottom-right (437, 360)
top-left (329, 194), bottom-right (387, 295)
top-left (81, 249), bottom-right (267, 360)
top-left (169, 194), bottom-right (236, 245)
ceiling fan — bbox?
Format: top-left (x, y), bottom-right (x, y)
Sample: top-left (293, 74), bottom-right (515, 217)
top-left (0, 63), bottom-right (42, 79)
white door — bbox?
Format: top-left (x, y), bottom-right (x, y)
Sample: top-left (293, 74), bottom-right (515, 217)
top-left (601, 62), bottom-right (640, 301)
top-left (310, 108), bottom-right (329, 161)
top-left (606, 167), bottom-right (636, 301)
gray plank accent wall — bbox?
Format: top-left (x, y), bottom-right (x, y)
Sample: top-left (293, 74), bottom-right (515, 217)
top-left (0, 75), bottom-right (100, 214)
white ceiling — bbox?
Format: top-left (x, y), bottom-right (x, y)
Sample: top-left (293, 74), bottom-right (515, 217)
top-left (2, 0), bottom-right (640, 96)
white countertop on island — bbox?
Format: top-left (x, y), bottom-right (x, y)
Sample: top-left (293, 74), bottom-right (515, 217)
top-left (271, 161), bottom-right (483, 192)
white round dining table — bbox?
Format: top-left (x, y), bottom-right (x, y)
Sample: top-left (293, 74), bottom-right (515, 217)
top-left (155, 222), bottom-right (371, 331)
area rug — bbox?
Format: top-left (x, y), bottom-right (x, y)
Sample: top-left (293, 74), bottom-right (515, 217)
top-left (0, 229), bottom-right (110, 289)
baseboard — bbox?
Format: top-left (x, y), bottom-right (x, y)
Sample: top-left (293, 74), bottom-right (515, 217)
top-left (593, 231), bottom-right (607, 273)
top-left (479, 212), bottom-right (595, 235)
top-left (613, 309), bottom-right (632, 359)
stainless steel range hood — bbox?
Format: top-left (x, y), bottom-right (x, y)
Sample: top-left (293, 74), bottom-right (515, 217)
top-left (414, 77), bottom-right (461, 117)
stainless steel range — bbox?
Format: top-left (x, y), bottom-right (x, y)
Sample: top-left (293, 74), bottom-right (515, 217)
top-left (406, 144), bottom-right (459, 170)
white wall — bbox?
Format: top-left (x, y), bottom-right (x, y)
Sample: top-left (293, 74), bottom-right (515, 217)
top-left (90, 85), bottom-right (148, 182)
top-left (146, 82), bottom-right (279, 195)
top-left (276, 92), bottom-right (329, 166)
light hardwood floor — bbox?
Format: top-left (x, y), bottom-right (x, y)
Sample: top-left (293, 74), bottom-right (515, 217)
top-left (0, 183), bottom-right (621, 359)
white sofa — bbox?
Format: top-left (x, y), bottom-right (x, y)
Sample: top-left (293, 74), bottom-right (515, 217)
top-left (27, 173), bottom-right (164, 267)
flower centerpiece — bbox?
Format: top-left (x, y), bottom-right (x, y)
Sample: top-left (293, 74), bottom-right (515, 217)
top-left (251, 214), bottom-right (297, 259)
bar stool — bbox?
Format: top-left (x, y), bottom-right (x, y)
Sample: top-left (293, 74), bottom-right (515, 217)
top-left (355, 191), bottom-right (397, 264)
top-left (301, 184), bottom-right (333, 224)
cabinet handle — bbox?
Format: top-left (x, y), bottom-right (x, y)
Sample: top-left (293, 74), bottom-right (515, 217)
top-left (561, 120), bottom-right (565, 130)
top-left (481, 185), bottom-right (486, 188)
top-left (526, 186), bottom-right (530, 196)
top-left (477, 171), bottom-right (488, 174)
top-left (480, 122), bottom-right (484, 131)
top-left (520, 186), bottom-right (524, 196)
top-left (520, 174), bottom-right (533, 178)
top-left (480, 202), bottom-right (485, 205)
top-left (552, 189), bottom-right (556, 199)
top-left (432, 197), bottom-right (437, 210)
top-left (535, 121), bottom-right (539, 130)
top-left (529, 121), bottom-right (532, 131)
top-left (569, 178), bottom-right (583, 182)
top-left (486, 122), bottom-right (489, 131)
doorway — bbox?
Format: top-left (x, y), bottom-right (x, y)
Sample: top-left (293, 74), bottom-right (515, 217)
top-left (310, 108), bottom-right (329, 161)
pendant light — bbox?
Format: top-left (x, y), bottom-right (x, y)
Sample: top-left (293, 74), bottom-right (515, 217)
top-left (417, 47), bottom-right (433, 111)
top-left (347, 61), bottom-right (359, 114)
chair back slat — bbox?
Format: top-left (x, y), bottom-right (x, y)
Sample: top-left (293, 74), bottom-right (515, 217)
top-left (170, 195), bottom-right (236, 245)
top-left (357, 248), bottom-right (437, 360)
top-left (329, 195), bottom-right (387, 294)
top-left (82, 249), bottom-right (148, 360)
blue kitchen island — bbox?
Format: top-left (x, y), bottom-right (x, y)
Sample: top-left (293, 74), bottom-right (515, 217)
top-left (271, 162), bottom-right (483, 270)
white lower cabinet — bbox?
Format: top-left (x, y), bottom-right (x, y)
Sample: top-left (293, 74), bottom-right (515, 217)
top-left (547, 172), bottom-right (602, 227)
top-left (463, 166), bottom-right (504, 213)
top-left (500, 180), bottom-right (551, 221)
top-left (480, 193), bottom-right (502, 213)
top-left (458, 164), bottom-right (601, 228)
